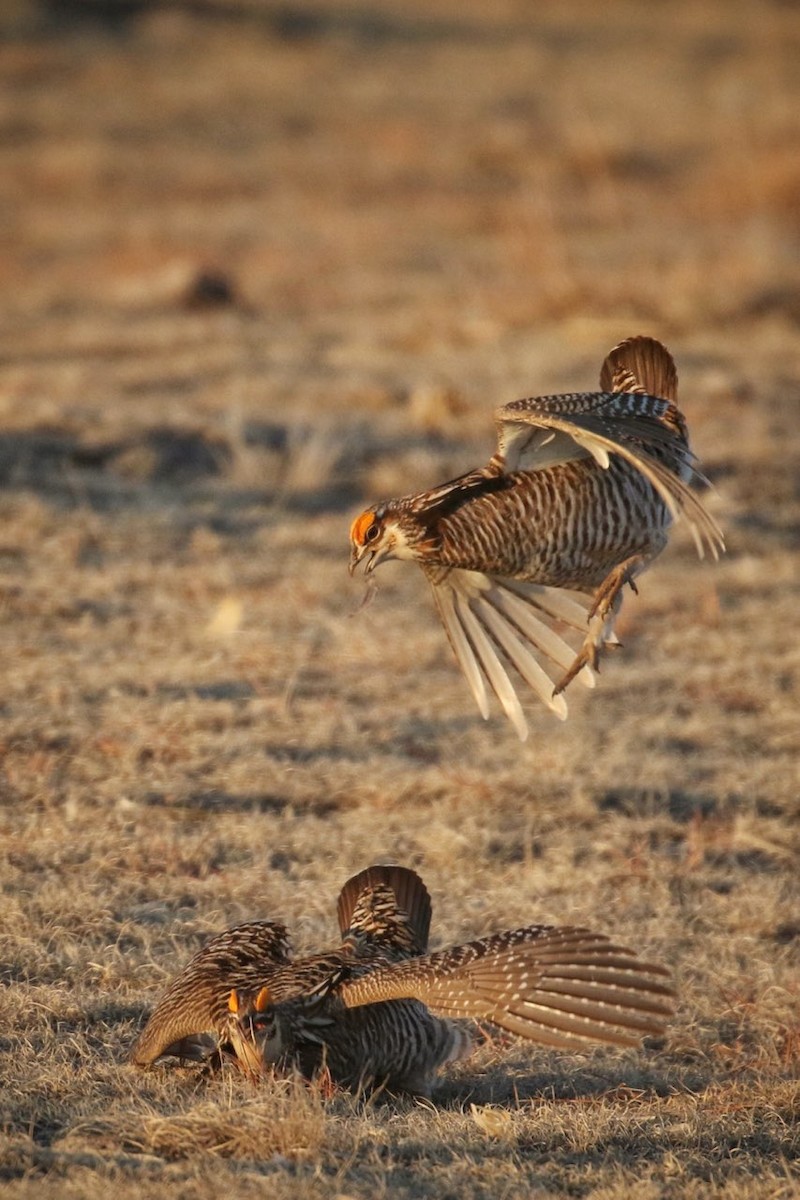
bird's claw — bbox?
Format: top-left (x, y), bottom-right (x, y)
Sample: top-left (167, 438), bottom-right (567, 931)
top-left (587, 559), bottom-right (641, 622)
top-left (554, 556), bottom-right (645, 696)
top-left (553, 640), bottom-right (600, 696)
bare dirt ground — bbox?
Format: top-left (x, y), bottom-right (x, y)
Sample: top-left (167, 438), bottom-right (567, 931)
top-left (0, 1), bottom-right (798, 1196)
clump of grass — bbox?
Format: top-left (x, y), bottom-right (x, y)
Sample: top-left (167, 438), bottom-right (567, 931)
top-left (56, 1079), bottom-right (333, 1163)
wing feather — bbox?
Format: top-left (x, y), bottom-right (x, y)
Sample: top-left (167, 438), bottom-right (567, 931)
top-left (475, 598), bottom-right (570, 717)
top-left (487, 582), bottom-right (593, 673)
top-left (129, 921), bottom-right (293, 1067)
top-left (427, 571), bottom-right (597, 738)
top-left (336, 926), bottom-right (676, 1051)
top-left (432, 582), bottom-right (490, 720)
top-left (454, 589), bottom-right (529, 740)
top-left (495, 403), bottom-right (722, 559)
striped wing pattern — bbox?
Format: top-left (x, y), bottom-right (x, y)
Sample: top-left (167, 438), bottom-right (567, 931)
top-left (336, 925), bottom-right (676, 1051)
top-left (493, 336), bottom-right (722, 559)
top-left (494, 392), bottom-right (722, 559)
top-left (129, 921), bottom-right (293, 1066)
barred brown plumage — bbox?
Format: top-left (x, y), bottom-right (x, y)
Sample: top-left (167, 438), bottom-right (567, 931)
top-left (129, 864), bottom-right (427, 1068)
top-left (225, 985), bottom-right (473, 1096)
top-left (332, 926), bottom-right (675, 1051)
top-left (131, 865), bottom-right (676, 1096)
top-left (349, 336), bottom-right (724, 739)
top-left (337, 862), bottom-right (431, 958)
top-left (128, 920), bottom-right (293, 1066)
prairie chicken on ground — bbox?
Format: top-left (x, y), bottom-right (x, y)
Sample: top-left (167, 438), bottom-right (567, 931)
top-left (130, 865), bottom-right (676, 1097)
top-left (129, 864), bottom-right (431, 1067)
top-left (349, 336), bottom-right (724, 739)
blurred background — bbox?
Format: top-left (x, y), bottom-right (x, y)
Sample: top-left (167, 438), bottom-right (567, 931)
top-left (2, 0), bottom-right (798, 454)
top-left (0, 0), bottom-right (798, 780)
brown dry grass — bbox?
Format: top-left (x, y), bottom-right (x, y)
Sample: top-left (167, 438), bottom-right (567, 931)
top-left (0, 1), bottom-right (798, 1197)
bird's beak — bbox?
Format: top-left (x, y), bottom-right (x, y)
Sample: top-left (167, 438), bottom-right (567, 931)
top-left (349, 544), bottom-right (391, 575)
top-left (349, 544), bottom-right (370, 575)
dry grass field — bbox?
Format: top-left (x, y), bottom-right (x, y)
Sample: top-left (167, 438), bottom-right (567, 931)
top-left (0, 1), bottom-right (798, 1196)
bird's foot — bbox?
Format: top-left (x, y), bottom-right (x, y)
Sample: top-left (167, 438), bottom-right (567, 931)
top-left (314, 1065), bottom-right (338, 1101)
top-left (553, 556), bottom-right (645, 696)
top-left (587, 555), bottom-right (644, 622)
top-left (552, 638), bottom-right (602, 696)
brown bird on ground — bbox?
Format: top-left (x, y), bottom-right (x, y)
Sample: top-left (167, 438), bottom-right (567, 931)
top-left (129, 864), bottom-right (431, 1068)
top-left (349, 336), bottom-right (724, 739)
top-left (130, 865), bottom-right (676, 1097)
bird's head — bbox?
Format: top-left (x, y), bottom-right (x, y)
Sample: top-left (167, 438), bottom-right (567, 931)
top-left (229, 985), bottom-right (284, 1063)
top-left (349, 504), bottom-right (410, 574)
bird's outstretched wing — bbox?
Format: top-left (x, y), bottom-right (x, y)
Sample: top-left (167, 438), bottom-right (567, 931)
top-left (336, 925), bottom-right (676, 1051)
top-left (129, 920), bottom-right (293, 1066)
top-left (493, 337), bottom-right (723, 561)
top-left (428, 568), bottom-right (597, 738)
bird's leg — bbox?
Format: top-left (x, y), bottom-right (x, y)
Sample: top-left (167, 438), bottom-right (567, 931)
top-left (553, 554), bottom-right (646, 696)
top-left (473, 1022), bottom-right (513, 1051)
top-left (314, 1063), bottom-right (338, 1100)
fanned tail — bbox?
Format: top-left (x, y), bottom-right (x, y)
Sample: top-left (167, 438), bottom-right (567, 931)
top-left (336, 865), bottom-right (432, 955)
top-left (599, 335), bottom-right (679, 403)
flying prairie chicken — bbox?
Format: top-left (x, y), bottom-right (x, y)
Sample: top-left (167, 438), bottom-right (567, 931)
top-left (349, 336), bottom-right (724, 739)
top-left (130, 865), bottom-right (676, 1097)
